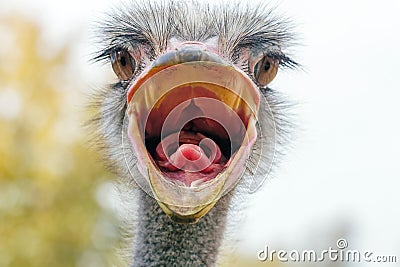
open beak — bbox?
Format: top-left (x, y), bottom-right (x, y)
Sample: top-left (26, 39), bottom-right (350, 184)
top-left (126, 45), bottom-right (260, 223)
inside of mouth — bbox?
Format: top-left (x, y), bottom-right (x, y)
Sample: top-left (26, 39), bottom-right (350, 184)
top-left (143, 83), bottom-right (250, 187)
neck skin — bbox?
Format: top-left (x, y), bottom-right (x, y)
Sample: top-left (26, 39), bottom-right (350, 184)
top-left (132, 190), bottom-right (231, 266)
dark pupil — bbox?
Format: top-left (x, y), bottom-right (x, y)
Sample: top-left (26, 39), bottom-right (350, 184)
top-left (264, 60), bottom-right (271, 71)
top-left (120, 55), bottom-right (127, 67)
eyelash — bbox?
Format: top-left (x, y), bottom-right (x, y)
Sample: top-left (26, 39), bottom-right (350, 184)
top-left (94, 43), bottom-right (296, 85)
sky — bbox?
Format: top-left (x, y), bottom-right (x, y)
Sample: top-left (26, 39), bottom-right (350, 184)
top-left (1, 0), bottom-right (399, 265)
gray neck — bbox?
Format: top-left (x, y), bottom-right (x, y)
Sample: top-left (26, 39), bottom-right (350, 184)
top-left (132, 190), bottom-right (231, 266)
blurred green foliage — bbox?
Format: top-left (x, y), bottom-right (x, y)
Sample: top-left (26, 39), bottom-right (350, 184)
top-left (0, 16), bottom-right (122, 267)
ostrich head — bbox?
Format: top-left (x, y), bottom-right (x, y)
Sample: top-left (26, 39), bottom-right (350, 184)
top-left (91, 1), bottom-right (296, 225)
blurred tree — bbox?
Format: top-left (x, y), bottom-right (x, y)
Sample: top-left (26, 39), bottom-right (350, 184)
top-left (0, 16), bottom-right (123, 267)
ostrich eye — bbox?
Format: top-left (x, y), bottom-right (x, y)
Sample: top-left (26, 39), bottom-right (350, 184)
top-left (110, 50), bottom-right (136, 80)
top-left (253, 56), bottom-right (278, 86)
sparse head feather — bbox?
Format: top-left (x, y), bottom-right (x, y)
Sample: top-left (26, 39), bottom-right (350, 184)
top-left (93, 0), bottom-right (297, 66)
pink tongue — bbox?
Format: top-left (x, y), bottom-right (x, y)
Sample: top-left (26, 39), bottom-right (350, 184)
top-left (155, 131), bottom-right (224, 173)
top-left (169, 144), bottom-right (212, 172)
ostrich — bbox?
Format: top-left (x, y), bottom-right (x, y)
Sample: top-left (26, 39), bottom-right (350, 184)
top-left (90, 1), bottom-right (297, 266)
